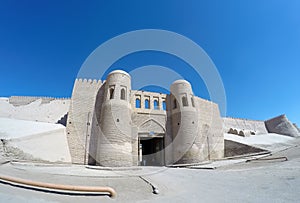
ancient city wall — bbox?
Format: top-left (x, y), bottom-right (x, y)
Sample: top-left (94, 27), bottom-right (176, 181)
top-left (293, 123), bottom-right (300, 133)
top-left (265, 114), bottom-right (300, 137)
top-left (223, 117), bottom-right (268, 136)
top-left (195, 97), bottom-right (224, 161)
top-left (66, 79), bottom-right (102, 164)
top-left (1, 96), bottom-right (70, 123)
top-left (66, 77), bottom-right (224, 165)
top-left (9, 96), bottom-right (69, 106)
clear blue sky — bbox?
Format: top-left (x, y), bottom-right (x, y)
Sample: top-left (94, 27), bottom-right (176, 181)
top-left (0, 0), bottom-right (299, 124)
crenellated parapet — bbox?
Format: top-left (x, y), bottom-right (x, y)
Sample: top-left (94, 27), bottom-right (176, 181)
top-left (9, 96), bottom-right (70, 106)
top-left (75, 78), bottom-right (102, 85)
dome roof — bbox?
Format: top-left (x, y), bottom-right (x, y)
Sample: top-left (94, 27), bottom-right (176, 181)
top-left (108, 70), bottom-right (130, 77)
top-left (172, 79), bottom-right (191, 85)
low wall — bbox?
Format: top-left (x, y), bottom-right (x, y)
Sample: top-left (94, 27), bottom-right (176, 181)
top-left (223, 117), bottom-right (268, 135)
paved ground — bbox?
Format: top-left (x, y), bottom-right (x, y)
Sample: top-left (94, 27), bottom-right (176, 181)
top-left (1, 138), bottom-right (300, 202)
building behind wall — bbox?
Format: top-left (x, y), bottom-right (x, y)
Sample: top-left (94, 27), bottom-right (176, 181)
top-left (66, 70), bottom-right (224, 166)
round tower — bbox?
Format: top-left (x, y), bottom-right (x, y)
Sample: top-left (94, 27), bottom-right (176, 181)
top-left (170, 79), bottom-right (199, 164)
top-left (96, 70), bottom-right (133, 167)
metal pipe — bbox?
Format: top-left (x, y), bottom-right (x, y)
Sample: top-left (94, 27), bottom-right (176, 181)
top-left (0, 175), bottom-right (116, 198)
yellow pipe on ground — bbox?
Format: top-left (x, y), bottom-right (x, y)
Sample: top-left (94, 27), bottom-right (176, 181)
top-left (0, 174), bottom-right (116, 198)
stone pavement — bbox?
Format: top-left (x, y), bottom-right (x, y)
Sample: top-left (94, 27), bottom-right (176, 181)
top-left (0, 138), bottom-right (300, 202)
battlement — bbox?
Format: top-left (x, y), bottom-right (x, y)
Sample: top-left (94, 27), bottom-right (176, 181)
top-left (224, 116), bottom-right (265, 122)
top-left (9, 96), bottom-right (70, 106)
top-left (75, 78), bottom-right (102, 85)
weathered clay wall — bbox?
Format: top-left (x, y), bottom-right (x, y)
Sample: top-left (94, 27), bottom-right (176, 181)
top-left (223, 117), bottom-right (268, 136)
top-left (169, 80), bottom-right (199, 164)
top-left (88, 85), bottom-right (105, 165)
top-left (293, 123), bottom-right (300, 133)
top-left (1, 97), bottom-right (70, 123)
top-left (66, 79), bottom-right (102, 164)
top-left (9, 96), bottom-right (69, 106)
top-left (195, 97), bottom-right (224, 161)
top-left (96, 71), bottom-right (133, 167)
top-left (265, 114), bottom-right (300, 137)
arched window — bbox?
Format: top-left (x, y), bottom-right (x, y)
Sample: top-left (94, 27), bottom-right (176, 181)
top-left (154, 100), bottom-right (159, 110)
top-left (109, 88), bottom-right (114, 99)
top-left (120, 88), bottom-right (126, 100)
top-left (182, 96), bottom-right (188, 106)
top-left (145, 99), bottom-right (150, 109)
top-left (191, 97), bottom-right (195, 107)
top-left (162, 101), bottom-right (166, 110)
top-left (173, 99), bottom-right (177, 109)
top-left (135, 98), bottom-right (141, 108)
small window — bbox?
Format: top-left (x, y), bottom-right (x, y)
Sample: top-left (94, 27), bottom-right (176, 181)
top-left (182, 96), bottom-right (188, 106)
top-left (173, 99), bottom-right (177, 109)
top-left (154, 100), bottom-right (159, 110)
top-left (191, 97), bottom-right (195, 107)
top-left (109, 88), bottom-right (114, 99)
top-left (162, 101), bottom-right (166, 110)
top-left (120, 88), bottom-right (126, 100)
top-left (145, 99), bottom-right (150, 109)
top-left (135, 98), bottom-right (141, 108)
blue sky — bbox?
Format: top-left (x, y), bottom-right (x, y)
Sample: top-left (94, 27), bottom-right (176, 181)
top-left (0, 0), bottom-right (299, 124)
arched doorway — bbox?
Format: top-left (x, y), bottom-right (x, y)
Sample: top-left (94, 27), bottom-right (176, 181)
top-left (138, 119), bottom-right (165, 166)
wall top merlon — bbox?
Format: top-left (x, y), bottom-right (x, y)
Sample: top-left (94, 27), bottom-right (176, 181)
top-left (9, 96), bottom-right (70, 100)
top-left (76, 78), bottom-right (102, 84)
top-left (223, 116), bottom-right (265, 122)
